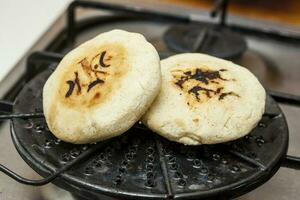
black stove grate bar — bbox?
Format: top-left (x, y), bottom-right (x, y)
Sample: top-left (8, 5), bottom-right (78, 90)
top-left (210, 0), bottom-right (229, 27)
top-left (0, 100), bottom-right (13, 113)
top-left (65, 0), bottom-right (300, 50)
top-left (67, 0), bottom-right (190, 45)
top-left (26, 51), bottom-right (64, 82)
top-left (27, 51), bottom-right (64, 66)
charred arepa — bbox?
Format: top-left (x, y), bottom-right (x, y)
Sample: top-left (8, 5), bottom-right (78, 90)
top-left (43, 30), bottom-right (161, 144)
top-left (142, 53), bottom-right (265, 145)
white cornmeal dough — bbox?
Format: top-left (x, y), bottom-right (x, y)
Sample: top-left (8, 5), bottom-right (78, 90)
top-left (142, 53), bottom-right (266, 145)
top-left (43, 30), bottom-right (161, 144)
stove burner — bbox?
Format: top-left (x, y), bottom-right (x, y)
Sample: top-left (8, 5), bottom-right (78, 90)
top-left (164, 23), bottom-right (247, 59)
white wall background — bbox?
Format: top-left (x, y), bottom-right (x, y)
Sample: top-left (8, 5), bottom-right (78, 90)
top-left (0, 0), bottom-right (71, 82)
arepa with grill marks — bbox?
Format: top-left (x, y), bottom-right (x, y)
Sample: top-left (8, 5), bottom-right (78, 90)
top-left (43, 30), bottom-right (161, 144)
top-left (142, 53), bottom-right (265, 145)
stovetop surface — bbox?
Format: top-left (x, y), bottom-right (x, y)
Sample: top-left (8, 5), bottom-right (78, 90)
top-left (0, 5), bottom-right (300, 200)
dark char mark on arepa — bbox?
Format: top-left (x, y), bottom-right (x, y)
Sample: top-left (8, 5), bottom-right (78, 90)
top-left (87, 79), bottom-right (104, 92)
top-left (65, 71), bottom-right (81, 97)
top-left (65, 50), bottom-right (110, 98)
top-left (99, 51), bottom-right (110, 67)
top-left (173, 68), bottom-right (239, 102)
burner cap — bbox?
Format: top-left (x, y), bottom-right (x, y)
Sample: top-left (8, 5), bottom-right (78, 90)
top-left (164, 24), bottom-right (247, 59)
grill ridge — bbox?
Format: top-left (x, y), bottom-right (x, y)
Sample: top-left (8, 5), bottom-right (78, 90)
top-left (155, 137), bottom-right (174, 199)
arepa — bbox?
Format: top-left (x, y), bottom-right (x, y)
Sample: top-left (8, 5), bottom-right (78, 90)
top-left (43, 30), bottom-right (161, 144)
top-left (142, 53), bottom-right (265, 145)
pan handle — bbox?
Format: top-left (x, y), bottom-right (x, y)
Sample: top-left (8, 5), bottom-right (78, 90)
top-left (268, 90), bottom-right (300, 106)
top-left (0, 139), bottom-right (104, 186)
top-left (0, 164), bottom-right (64, 186)
top-left (0, 144), bottom-right (103, 186)
top-left (0, 100), bottom-right (105, 185)
top-left (268, 91), bottom-right (300, 170)
top-left (281, 155), bottom-right (300, 170)
top-left (0, 100), bottom-right (53, 185)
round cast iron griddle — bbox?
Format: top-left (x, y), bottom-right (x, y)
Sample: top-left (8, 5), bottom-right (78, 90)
top-left (11, 69), bottom-right (288, 200)
top-left (164, 23), bottom-right (247, 59)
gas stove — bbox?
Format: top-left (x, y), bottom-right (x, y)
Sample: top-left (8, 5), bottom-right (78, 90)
top-left (0, 1), bottom-right (300, 200)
